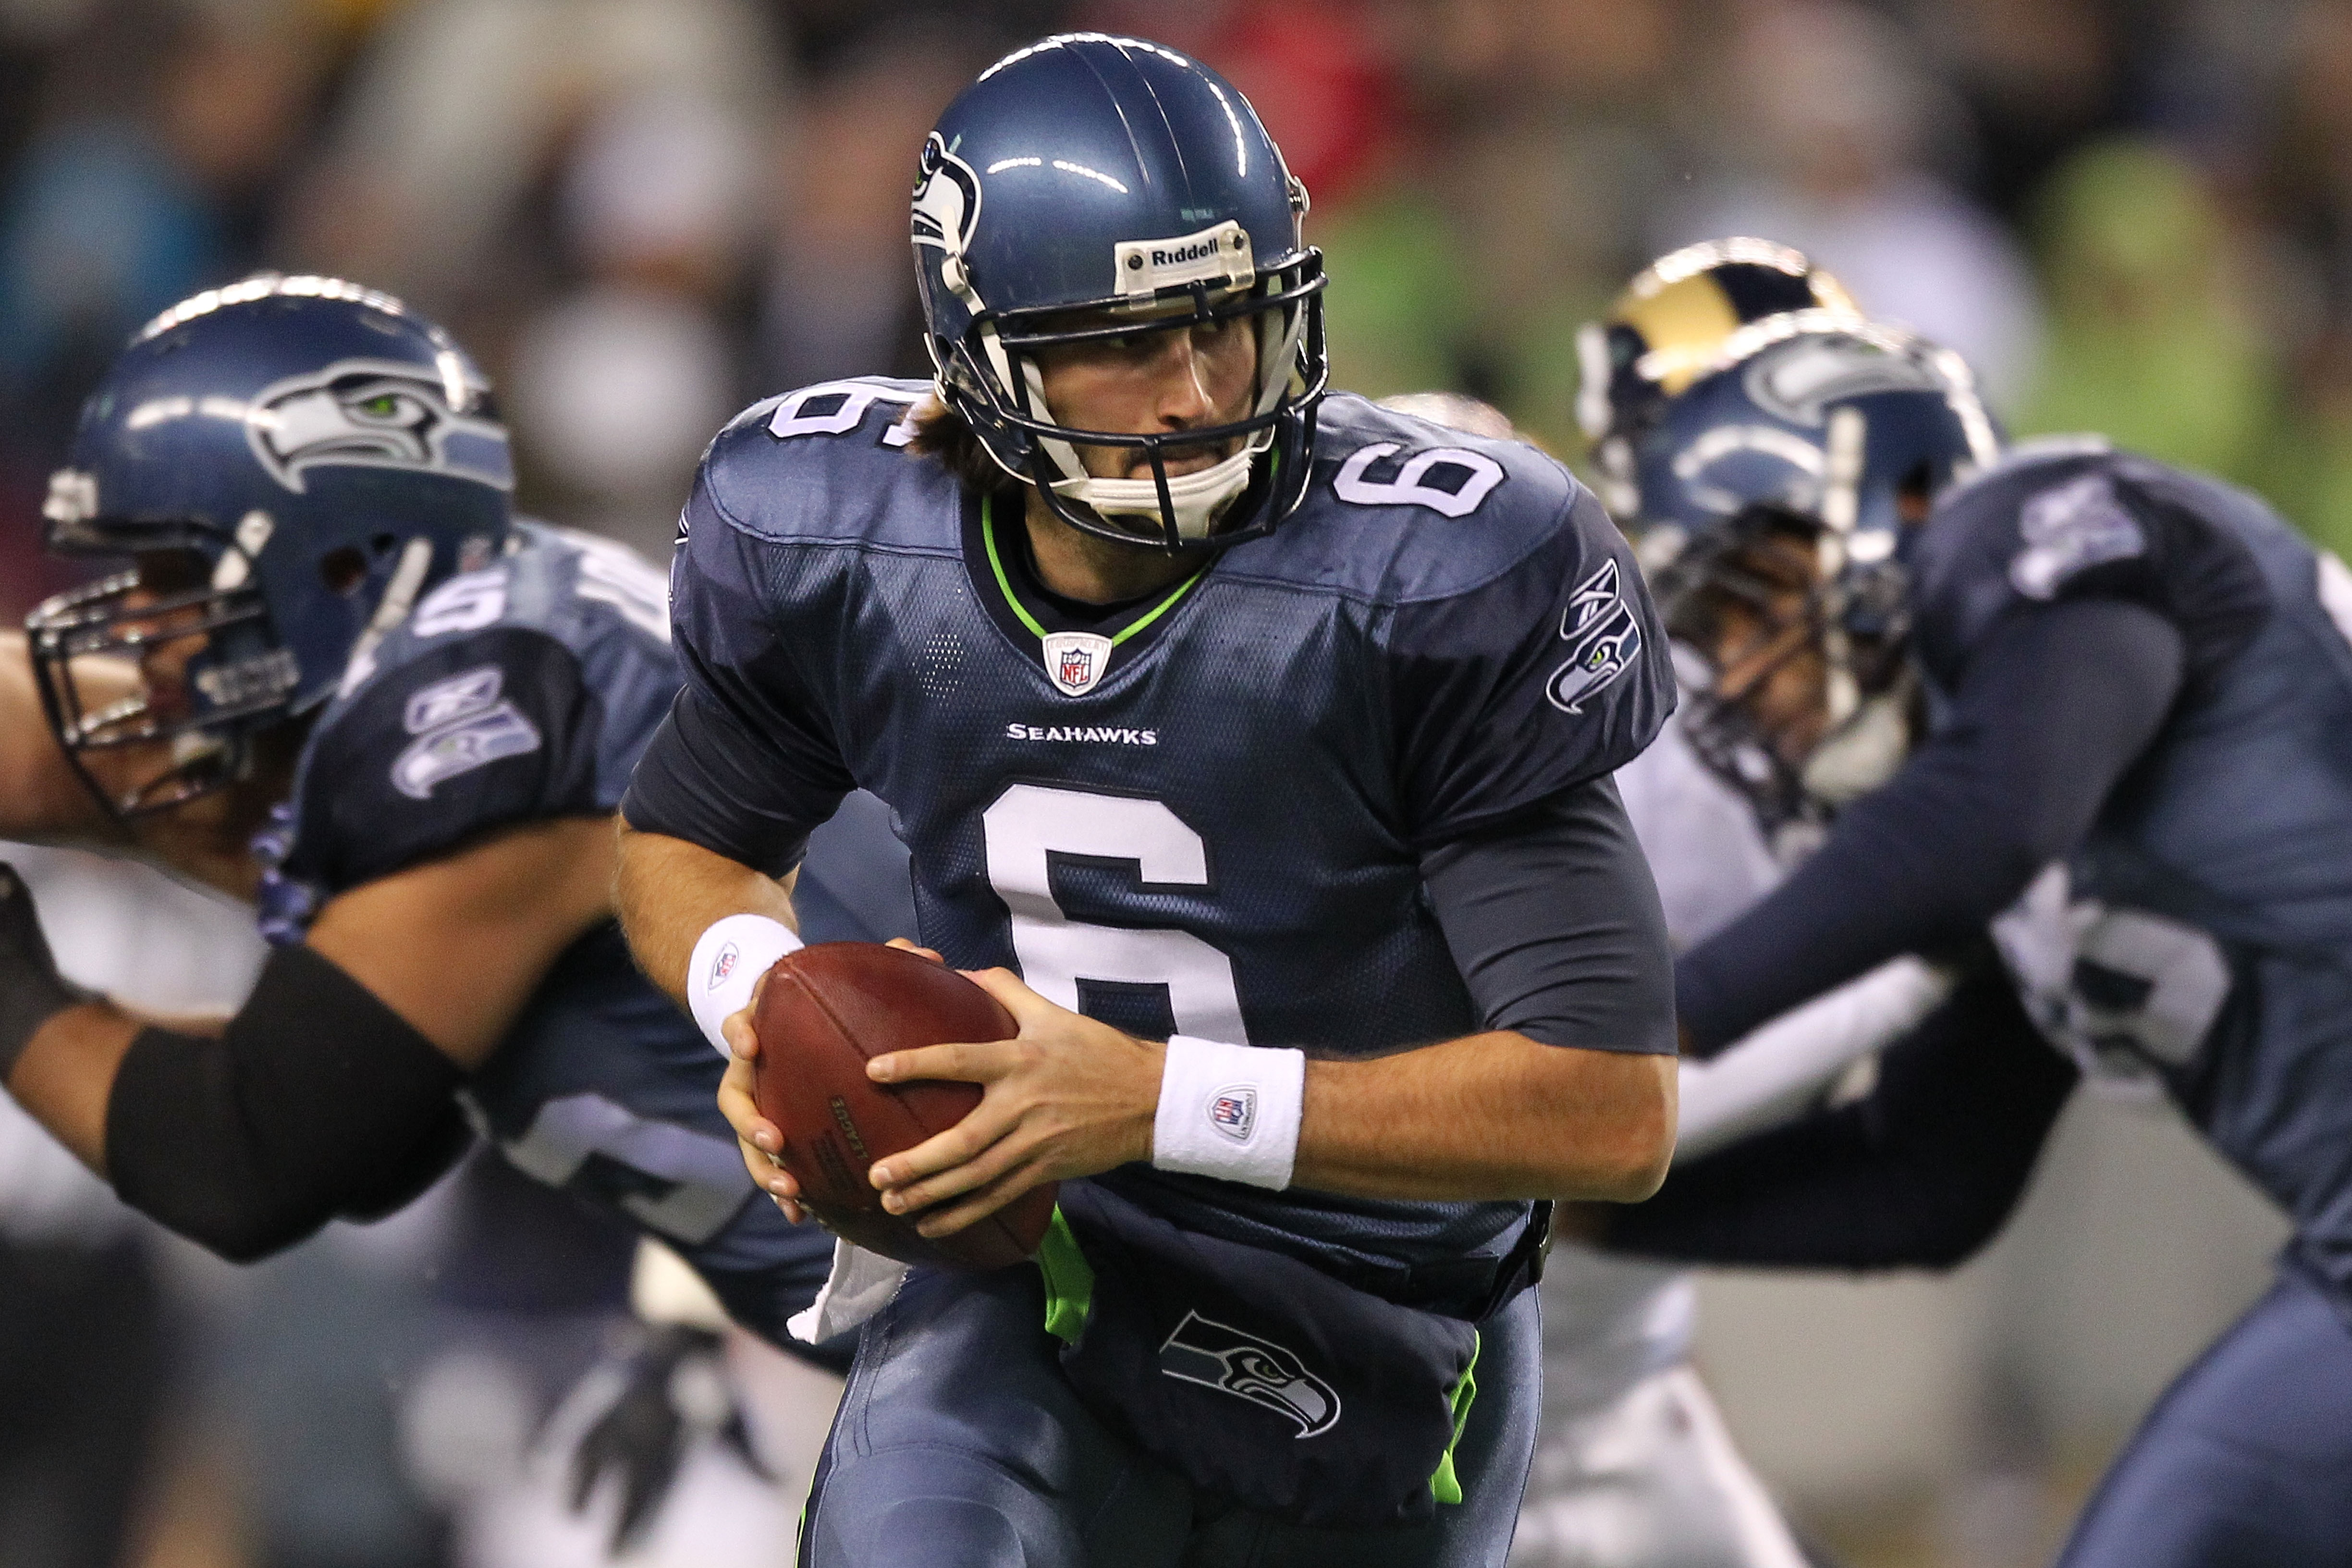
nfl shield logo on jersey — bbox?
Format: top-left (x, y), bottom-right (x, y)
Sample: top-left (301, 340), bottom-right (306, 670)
top-left (1042, 632), bottom-right (1113, 697)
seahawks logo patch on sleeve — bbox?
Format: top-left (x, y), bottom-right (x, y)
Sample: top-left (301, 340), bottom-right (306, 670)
top-left (1546, 558), bottom-right (1643, 714)
top-left (2009, 472), bottom-right (2145, 599)
top-left (390, 665), bottom-right (543, 799)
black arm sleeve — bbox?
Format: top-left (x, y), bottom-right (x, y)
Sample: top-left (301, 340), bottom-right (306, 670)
top-left (106, 944), bottom-right (469, 1263)
top-left (620, 680), bottom-right (853, 876)
top-left (1612, 955), bottom-right (2079, 1269)
top-left (1676, 597), bottom-right (2187, 1052)
top-left (1419, 776), bottom-right (1678, 1055)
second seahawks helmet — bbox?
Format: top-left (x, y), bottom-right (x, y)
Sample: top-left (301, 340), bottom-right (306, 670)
top-left (1579, 239), bottom-right (1861, 516)
top-left (30, 274), bottom-right (513, 816)
top-left (1625, 321), bottom-right (2001, 828)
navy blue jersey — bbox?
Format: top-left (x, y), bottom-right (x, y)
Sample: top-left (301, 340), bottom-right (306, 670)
top-left (1921, 444), bottom-right (2352, 1289)
top-left (625, 379), bottom-right (1674, 1285)
top-left (253, 521), bottom-right (913, 1345)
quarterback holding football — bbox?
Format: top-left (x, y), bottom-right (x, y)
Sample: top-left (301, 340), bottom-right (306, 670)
top-left (617, 32), bottom-right (1682, 1568)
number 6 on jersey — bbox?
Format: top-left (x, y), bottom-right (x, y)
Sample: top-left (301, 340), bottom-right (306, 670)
top-left (981, 783), bottom-right (1249, 1044)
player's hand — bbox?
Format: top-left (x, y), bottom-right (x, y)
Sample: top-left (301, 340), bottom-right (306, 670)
top-left (0, 861), bottom-right (92, 1078)
top-left (716, 937), bottom-right (945, 1224)
top-left (717, 982), bottom-right (806, 1223)
top-left (565, 1323), bottom-right (770, 1554)
top-left (865, 968), bottom-right (1164, 1237)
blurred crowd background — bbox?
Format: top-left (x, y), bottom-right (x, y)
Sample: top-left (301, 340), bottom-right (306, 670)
top-left (0, 0), bottom-right (2331, 1565)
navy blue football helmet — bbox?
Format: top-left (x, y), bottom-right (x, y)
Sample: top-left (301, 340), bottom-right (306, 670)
top-left (911, 33), bottom-right (1327, 552)
top-left (1575, 237), bottom-right (1862, 517)
top-left (29, 274), bottom-right (513, 816)
top-left (1624, 320), bottom-right (2001, 829)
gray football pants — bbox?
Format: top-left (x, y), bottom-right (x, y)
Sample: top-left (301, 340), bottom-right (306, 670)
top-left (2055, 1259), bottom-right (2352, 1568)
top-left (799, 1262), bottom-right (1540, 1567)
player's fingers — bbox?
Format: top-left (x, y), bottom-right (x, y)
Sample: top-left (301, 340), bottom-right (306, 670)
top-left (734, 1125), bottom-right (801, 1213)
top-left (869, 1092), bottom-right (1019, 1191)
top-left (958, 966), bottom-right (1060, 1028)
top-left (877, 1117), bottom-right (1034, 1214)
top-left (867, 1038), bottom-right (1020, 1087)
top-left (726, 1100), bottom-right (802, 1215)
top-left (717, 1056), bottom-right (784, 1158)
top-left (912, 1154), bottom-right (1050, 1238)
top-left (722, 1005), bottom-right (761, 1062)
top-left (883, 937), bottom-right (946, 964)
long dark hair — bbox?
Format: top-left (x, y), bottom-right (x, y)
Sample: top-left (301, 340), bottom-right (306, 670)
top-left (906, 391), bottom-right (1024, 501)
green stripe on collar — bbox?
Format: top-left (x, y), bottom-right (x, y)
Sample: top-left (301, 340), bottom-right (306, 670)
top-left (981, 492), bottom-right (1206, 648)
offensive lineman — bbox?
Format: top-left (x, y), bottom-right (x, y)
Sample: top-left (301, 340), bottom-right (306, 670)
top-left (1603, 315), bottom-right (2352, 1565)
top-left (616, 35), bottom-right (1678, 1568)
top-left (0, 276), bottom-right (900, 1363)
top-left (1511, 241), bottom-right (1964, 1568)
top-left (1511, 241), bottom-right (1871, 1568)
top-left (1378, 375), bottom-right (1823, 1568)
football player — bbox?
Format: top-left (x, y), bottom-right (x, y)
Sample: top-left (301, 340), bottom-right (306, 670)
top-left (615, 34), bottom-right (1680, 1568)
top-left (1458, 244), bottom-right (1869, 1568)
top-left (0, 275), bottom-right (910, 1364)
top-left (1600, 315), bottom-right (2352, 1566)
top-left (1514, 244), bottom-right (1970, 1568)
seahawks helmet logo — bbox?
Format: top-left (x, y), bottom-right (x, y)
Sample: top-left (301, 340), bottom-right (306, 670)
top-left (910, 133), bottom-right (981, 257)
top-left (246, 358), bottom-right (513, 495)
top-left (1547, 558), bottom-right (1642, 713)
top-left (1743, 334), bottom-right (1948, 428)
top-left (1158, 1311), bottom-right (1341, 1438)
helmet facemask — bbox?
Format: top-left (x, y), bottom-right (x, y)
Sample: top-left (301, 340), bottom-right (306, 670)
top-left (26, 517), bottom-right (434, 820)
top-left (28, 528), bottom-right (290, 817)
top-left (1653, 503), bottom-right (1916, 844)
top-left (939, 257), bottom-right (1327, 552)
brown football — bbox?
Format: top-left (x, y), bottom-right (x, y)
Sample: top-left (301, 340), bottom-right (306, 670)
top-left (749, 942), bottom-right (1055, 1270)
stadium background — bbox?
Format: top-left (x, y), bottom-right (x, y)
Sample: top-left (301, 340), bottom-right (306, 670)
top-left (0, 0), bottom-right (2326, 1564)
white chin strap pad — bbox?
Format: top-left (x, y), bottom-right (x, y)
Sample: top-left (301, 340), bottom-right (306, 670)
top-left (1017, 295), bottom-right (1297, 542)
top-left (1049, 446), bottom-right (1257, 542)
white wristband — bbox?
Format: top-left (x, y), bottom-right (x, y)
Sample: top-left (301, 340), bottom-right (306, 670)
top-left (686, 914), bottom-right (804, 1056)
top-left (1151, 1035), bottom-right (1305, 1190)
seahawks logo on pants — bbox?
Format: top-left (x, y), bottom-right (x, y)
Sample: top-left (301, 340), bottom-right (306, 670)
top-left (1157, 1311), bottom-right (1342, 1438)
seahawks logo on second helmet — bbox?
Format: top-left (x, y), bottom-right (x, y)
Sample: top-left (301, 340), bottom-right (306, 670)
top-left (1158, 1311), bottom-right (1341, 1438)
top-left (245, 358), bottom-right (513, 495)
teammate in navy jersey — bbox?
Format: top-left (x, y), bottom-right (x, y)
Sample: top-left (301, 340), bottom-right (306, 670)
top-left (615, 34), bottom-right (1678, 1567)
top-left (1596, 316), bottom-right (2352, 1566)
top-left (1508, 245), bottom-right (1877, 1568)
top-left (0, 275), bottom-right (910, 1356)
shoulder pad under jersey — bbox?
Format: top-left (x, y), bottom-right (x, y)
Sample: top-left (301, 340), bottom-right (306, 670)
top-left (689, 378), bottom-right (961, 555)
top-left (1217, 392), bottom-right (1587, 605)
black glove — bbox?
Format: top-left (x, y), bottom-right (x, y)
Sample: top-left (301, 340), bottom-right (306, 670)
top-left (567, 1323), bottom-right (773, 1554)
top-left (0, 861), bottom-right (91, 1082)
